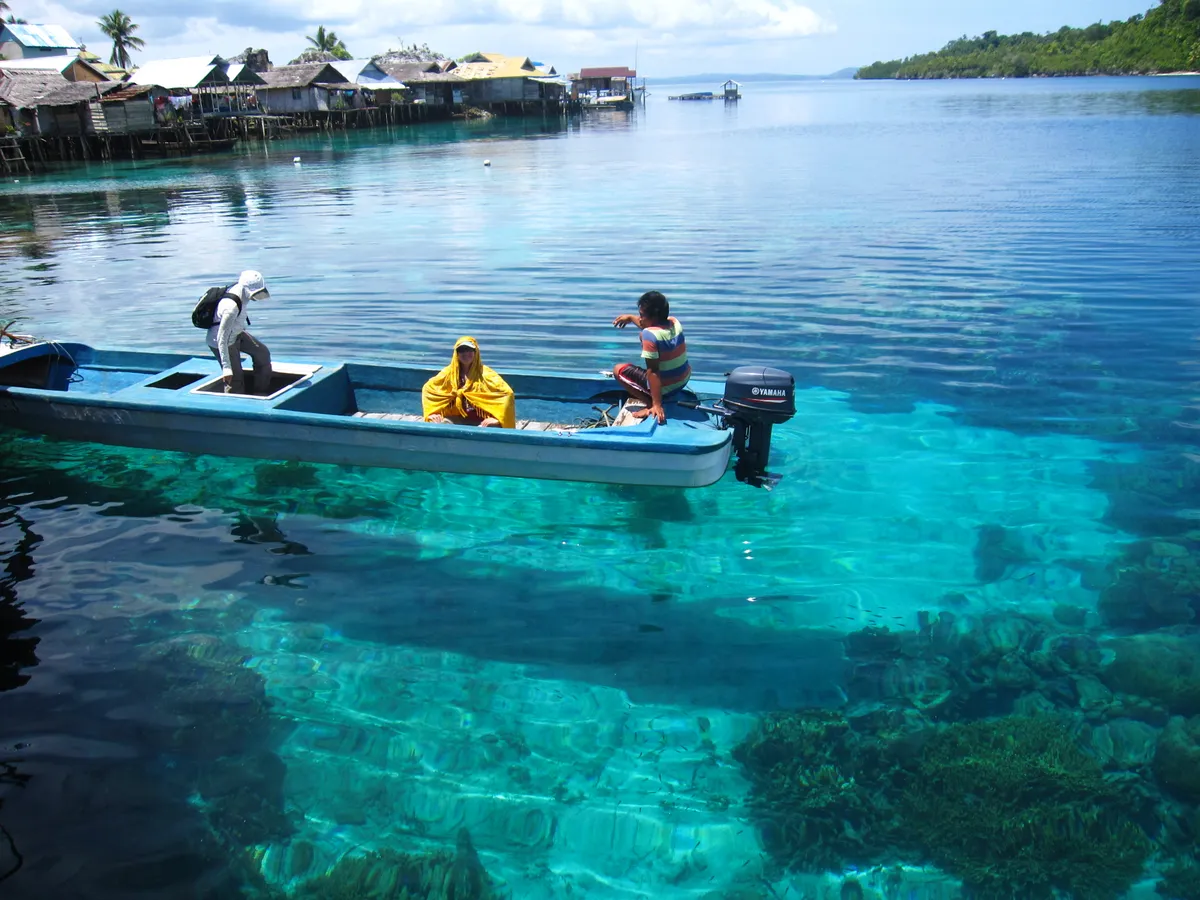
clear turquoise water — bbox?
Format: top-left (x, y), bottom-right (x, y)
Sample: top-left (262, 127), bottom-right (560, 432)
top-left (2, 77), bottom-right (1200, 898)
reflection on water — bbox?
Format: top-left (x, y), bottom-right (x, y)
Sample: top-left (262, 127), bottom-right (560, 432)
top-left (0, 511), bottom-right (40, 694)
top-left (938, 85), bottom-right (1200, 118)
top-left (1, 77), bottom-right (1200, 898)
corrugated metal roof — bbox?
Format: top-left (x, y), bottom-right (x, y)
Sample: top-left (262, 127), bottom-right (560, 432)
top-left (258, 63), bottom-right (346, 89)
top-left (373, 60), bottom-right (445, 82)
top-left (0, 24), bottom-right (79, 50)
top-left (0, 54), bottom-right (112, 82)
top-left (0, 54), bottom-right (76, 73)
top-left (440, 53), bottom-right (540, 82)
top-left (0, 69), bottom-right (98, 107)
top-left (341, 60), bottom-right (403, 86)
top-left (226, 63), bottom-right (266, 85)
top-left (328, 59), bottom-right (369, 82)
top-left (101, 84), bottom-right (160, 103)
top-left (578, 67), bottom-right (636, 79)
top-left (128, 56), bottom-right (227, 89)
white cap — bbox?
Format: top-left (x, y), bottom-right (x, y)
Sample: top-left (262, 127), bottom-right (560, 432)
top-left (239, 270), bottom-right (270, 300)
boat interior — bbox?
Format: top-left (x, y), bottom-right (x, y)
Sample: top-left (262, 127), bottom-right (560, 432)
top-left (0, 342), bottom-right (712, 432)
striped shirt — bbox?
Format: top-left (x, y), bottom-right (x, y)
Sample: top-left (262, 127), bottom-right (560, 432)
top-left (640, 317), bottom-right (690, 394)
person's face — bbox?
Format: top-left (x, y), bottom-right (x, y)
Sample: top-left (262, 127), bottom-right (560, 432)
top-left (455, 345), bottom-right (476, 369)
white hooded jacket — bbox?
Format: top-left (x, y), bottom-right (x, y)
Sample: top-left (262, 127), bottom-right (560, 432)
top-left (205, 272), bottom-right (267, 376)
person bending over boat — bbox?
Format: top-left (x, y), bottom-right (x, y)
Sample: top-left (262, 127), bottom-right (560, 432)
top-left (207, 270), bottom-right (273, 395)
top-left (611, 290), bottom-right (690, 425)
top-left (422, 336), bottom-right (515, 428)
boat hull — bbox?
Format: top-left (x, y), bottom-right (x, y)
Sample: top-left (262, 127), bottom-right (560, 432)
top-left (0, 343), bottom-right (734, 488)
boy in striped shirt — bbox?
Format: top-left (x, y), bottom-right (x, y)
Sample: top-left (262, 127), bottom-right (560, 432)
top-left (612, 290), bottom-right (691, 424)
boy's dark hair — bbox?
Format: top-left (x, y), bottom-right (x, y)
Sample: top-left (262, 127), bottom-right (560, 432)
top-left (638, 290), bottom-right (670, 323)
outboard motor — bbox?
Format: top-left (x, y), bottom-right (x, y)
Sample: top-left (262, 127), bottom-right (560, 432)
top-left (715, 366), bottom-right (796, 487)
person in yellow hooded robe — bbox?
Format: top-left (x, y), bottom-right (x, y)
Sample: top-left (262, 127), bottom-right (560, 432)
top-left (422, 336), bottom-right (516, 428)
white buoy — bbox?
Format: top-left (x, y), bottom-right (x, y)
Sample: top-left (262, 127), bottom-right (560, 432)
top-left (484, 159), bottom-right (491, 167)
top-left (293, 156), bottom-right (301, 164)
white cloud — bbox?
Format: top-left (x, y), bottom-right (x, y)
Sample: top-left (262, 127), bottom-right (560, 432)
top-left (334, 0), bottom-right (830, 41)
top-left (12, 0), bottom-right (836, 75)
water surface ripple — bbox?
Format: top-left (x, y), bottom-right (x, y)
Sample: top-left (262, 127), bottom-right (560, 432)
top-left (2, 76), bottom-right (1200, 899)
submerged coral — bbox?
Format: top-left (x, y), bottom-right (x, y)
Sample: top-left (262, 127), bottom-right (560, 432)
top-left (1096, 541), bottom-right (1199, 630)
top-left (732, 710), bottom-right (914, 872)
top-left (1158, 858), bottom-right (1200, 900)
top-left (293, 828), bottom-right (499, 900)
top-left (153, 638), bottom-right (295, 848)
top-left (736, 713), bottom-right (1152, 900)
top-left (843, 626), bottom-right (904, 661)
top-left (1153, 716), bottom-right (1200, 803)
top-left (973, 523), bottom-right (1032, 583)
top-left (1100, 633), bottom-right (1200, 718)
top-left (904, 717), bottom-right (1150, 900)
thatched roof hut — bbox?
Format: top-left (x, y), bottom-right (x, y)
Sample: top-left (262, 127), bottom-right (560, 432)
top-left (0, 69), bottom-right (105, 135)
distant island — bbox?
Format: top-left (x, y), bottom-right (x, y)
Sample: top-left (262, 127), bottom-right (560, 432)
top-left (857, 0), bottom-right (1200, 79)
top-left (647, 69), bottom-right (858, 85)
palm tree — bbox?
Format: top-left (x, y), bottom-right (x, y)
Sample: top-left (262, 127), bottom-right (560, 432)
top-left (0, 1), bottom-right (9, 18)
top-left (305, 25), bottom-right (350, 60)
top-left (97, 10), bottom-right (145, 70)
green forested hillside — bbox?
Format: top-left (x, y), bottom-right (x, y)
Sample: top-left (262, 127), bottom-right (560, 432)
top-left (856, 0), bottom-right (1200, 79)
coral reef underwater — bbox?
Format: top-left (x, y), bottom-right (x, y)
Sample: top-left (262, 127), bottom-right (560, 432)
top-left (735, 532), bottom-right (1200, 900)
top-left (289, 828), bottom-right (499, 900)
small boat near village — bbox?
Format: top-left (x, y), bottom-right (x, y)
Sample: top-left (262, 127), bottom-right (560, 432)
top-left (669, 81), bottom-right (742, 102)
top-left (0, 339), bottom-right (795, 488)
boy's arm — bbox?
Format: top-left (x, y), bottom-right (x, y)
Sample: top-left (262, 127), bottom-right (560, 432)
top-left (612, 314), bottom-right (639, 328)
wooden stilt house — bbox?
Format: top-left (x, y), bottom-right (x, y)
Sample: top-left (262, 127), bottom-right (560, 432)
top-left (99, 83), bottom-right (169, 134)
top-left (256, 63), bottom-right (361, 113)
top-left (0, 69), bottom-right (105, 136)
top-left (374, 60), bottom-right (453, 106)
top-left (125, 56), bottom-right (231, 119)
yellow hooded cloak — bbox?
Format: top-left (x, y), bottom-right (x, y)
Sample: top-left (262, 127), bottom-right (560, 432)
top-left (421, 336), bottom-right (516, 428)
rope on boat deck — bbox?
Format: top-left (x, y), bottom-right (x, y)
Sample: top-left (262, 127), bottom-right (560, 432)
top-left (574, 402), bottom-right (618, 429)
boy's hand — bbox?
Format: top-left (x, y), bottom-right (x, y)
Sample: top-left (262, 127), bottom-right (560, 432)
top-left (633, 405), bottom-right (667, 425)
top-left (612, 314), bottom-right (638, 328)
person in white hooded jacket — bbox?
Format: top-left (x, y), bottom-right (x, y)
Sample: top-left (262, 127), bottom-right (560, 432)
top-left (206, 270), bottom-right (273, 395)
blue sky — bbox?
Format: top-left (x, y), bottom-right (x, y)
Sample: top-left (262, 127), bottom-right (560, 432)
top-left (18, 0), bottom-right (1155, 75)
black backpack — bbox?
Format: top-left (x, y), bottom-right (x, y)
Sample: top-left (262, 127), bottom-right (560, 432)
top-left (191, 285), bottom-right (241, 329)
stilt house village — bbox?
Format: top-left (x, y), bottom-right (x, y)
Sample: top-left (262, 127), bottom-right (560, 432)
top-left (0, 14), bottom-right (629, 171)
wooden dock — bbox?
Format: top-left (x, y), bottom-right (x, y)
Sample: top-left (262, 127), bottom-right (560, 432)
top-left (0, 99), bottom-right (570, 170)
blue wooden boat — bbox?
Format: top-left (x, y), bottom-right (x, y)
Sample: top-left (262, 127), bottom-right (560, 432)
top-left (0, 341), bottom-right (795, 488)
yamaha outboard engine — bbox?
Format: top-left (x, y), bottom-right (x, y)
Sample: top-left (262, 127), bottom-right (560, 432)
top-left (716, 366), bottom-right (796, 487)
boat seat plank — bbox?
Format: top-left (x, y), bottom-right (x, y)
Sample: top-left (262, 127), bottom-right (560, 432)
top-left (353, 411), bottom-right (575, 432)
top-left (353, 411), bottom-right (424, 422)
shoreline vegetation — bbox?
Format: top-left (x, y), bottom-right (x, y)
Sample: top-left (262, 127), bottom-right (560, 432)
top-left (856, 0), bottom-right (1200, 79)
